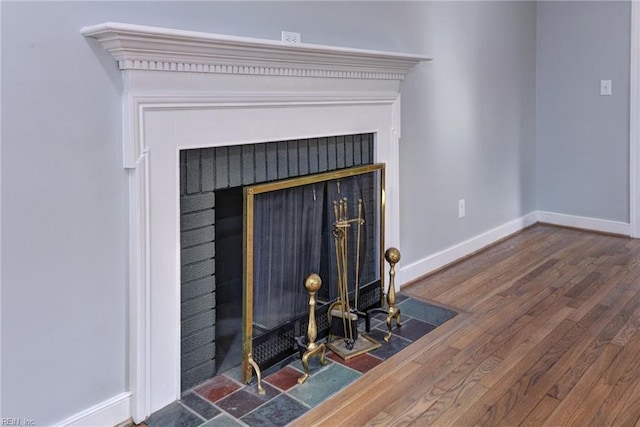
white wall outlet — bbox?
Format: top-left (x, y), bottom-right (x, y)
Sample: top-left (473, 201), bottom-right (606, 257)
top-left (600, 79), bottom-right (612, 96)
top-left (458, 199), bottom-right (466, 218)
top-left (281, 31), bottom-right (301, 44)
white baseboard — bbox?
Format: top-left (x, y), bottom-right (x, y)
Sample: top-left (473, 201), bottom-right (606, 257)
top-left (55, 392), bottom-right (131, 427)
top-left (398, 212), bottom-right (538, 286)
top-left (397, 210), bottom-right (632, 287)
top-left (537, 211), bottom-right (631, 236)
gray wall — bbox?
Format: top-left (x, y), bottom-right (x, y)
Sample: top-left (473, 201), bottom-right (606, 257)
top-left (1, 2), bottom-right (128, 424)
top-left (537, 1), bottom-right (631, 222)
top-left (399, 1), bottom-right (538, 258)
top-left (2, 1), bottom-right (538, 423)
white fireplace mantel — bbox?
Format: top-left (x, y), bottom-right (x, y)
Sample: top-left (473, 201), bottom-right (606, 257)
top-left (82, 22), bottom-right (429, 423)
top-left (82, 22), bottom-right (427, 80)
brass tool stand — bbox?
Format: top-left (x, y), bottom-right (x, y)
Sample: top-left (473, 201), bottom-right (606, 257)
top-left (298, 273), bottom-right (327, 385)
top-left (330, 198), bottom-right (364, 349)
top-left (326, 198), bottom-right (381, 359)
top-left (384, 247), bottom-right (402, 342)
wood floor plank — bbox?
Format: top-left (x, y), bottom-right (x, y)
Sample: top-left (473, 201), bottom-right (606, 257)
top-left (490, 303), bottom-right (609, 426)
top-left (446, 318), bottom-right (576, 426)
top-left (547, 288), bottom-right (640, 401)
top-left (408, 356), bottom-right (502, 426)
top-left (520, 395), bottom-right (561, 427)
top-left (589, 352), bottom-right (640, 426)
top-left (608, 361), bottom-right (640, 426)
top-left (292, 225), bottom-right (640, 427)
top-left (542, 343), bottom-right (623, 426)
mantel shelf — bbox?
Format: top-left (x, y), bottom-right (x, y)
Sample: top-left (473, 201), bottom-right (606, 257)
top-left (81, 22), bottom-right (431, 80)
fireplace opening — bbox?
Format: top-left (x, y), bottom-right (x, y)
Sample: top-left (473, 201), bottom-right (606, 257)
top-left (180, 134), bottom-right (378, 391)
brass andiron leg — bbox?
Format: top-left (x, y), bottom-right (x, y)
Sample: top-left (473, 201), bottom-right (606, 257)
top-left (247, 353), bottom-right (265, 395)
top-left (384, 248), bottom-right (402, 342)
top-left (298, 273), bottom-right (328, 385)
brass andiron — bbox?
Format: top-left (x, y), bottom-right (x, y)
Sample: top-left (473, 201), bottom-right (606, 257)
top-left (298, 273), bottom-right (328, 384)
top-left (384, 247), bottom-right (402, 342)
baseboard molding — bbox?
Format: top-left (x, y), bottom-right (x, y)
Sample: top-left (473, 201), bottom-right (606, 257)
top-left (397, 210), bottom-right (632, 287)
top-left (537, 211), bottom-right (631, 237)
top-left (398, 212), bottom-right (538, 286)
top-left (55, 392), bottom-right (131, 427)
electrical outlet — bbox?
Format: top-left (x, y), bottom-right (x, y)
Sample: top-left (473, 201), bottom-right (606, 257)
top-left (600, 80), bottom-right (612, 96)
top-left (281, 31), bottom-right (301, 44)
top-left (458, 199), bottom-right (465, 219)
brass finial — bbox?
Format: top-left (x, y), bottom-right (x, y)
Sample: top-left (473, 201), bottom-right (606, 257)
top-left (304, 273), bottom-right (322, 294)
top-left (385, 247), bottom-right (401, 265)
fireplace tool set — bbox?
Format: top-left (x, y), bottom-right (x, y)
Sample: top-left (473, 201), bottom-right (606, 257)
top-left (296, 196), bottom-right (402, 384)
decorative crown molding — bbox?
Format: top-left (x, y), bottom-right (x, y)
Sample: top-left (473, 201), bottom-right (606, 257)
top-left (81, 22), bottom-right (431, 80)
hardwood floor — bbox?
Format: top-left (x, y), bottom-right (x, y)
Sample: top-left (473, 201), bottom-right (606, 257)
top-left (291, 224), bottom-right (640, 426)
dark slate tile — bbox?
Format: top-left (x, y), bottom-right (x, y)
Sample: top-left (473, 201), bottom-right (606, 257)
top-left (241, 393), bottom-right (309, 426)
top-left (195, 374), bottom-right (242, 403)
top-left (287, 362), bottom-right (360, 407)
top-left (327, 351), bottom-right (383, 373)
top-left (202, 414), bottom-right (244, 427)
top-left (395, 293), bottom-right (410, 304)
top-left (367, 317), bottom-right (384, 331)
top-left (390, 318), bottom-right (437, 342)
top-left (146, 401), bottom-right (203, 427)
top-left (397, 298), bottom-right (457, 326)
top-left (264, 366), bottom-right (303, 391)
top-left (367, 328), bottom-right (412, 360)
top-left (216, 382), bottom-right (280, 419)
top-left (181, 392), bottom-right (220, 420)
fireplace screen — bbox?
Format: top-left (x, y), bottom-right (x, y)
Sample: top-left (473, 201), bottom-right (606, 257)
top-left (243, 163), bottom-right (385, 382)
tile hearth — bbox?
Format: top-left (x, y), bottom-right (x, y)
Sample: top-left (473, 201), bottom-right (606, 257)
top-left (145, 295), bottom-right (457, 427)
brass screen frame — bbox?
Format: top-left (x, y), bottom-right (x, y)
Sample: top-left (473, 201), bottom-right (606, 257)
top-left (242, 163), bottom-right (386, 383)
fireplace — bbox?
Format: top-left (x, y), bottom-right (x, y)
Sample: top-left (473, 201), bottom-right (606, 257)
top-left (81, 22), bottom-right (428, 422)
top-left (179, 134), bottom-right (383, 390)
